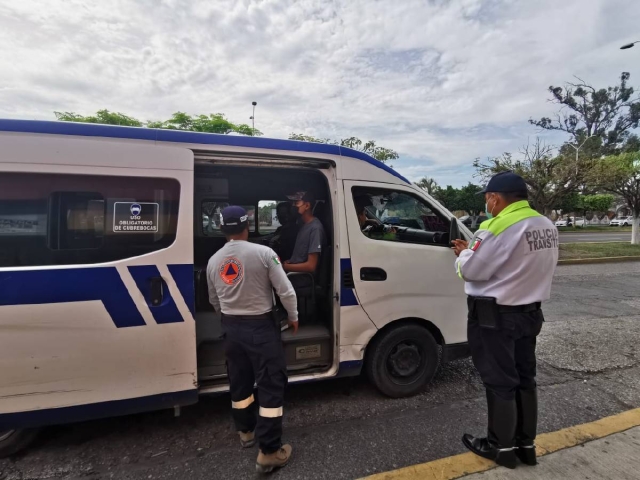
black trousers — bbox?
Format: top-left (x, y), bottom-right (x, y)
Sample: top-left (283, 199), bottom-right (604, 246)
top-left (222, 313), bottom-right (288, 454)
top-left (468, 297), bottom-right (544, 445)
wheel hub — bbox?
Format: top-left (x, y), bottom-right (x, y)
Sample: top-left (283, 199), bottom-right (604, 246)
top-left (388, 342), bottom-right (422, 377)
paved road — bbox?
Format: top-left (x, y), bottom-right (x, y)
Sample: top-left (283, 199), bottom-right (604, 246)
top-left (2, 263), bottom-right (640, 480)
top-left (559, 231), bottom-right (631, 243)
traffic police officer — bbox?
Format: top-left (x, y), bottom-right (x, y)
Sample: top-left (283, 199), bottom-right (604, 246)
top-left (452, 171), bottom-right (558, 469)
top-left (207, 206), bottom-right (298, 474)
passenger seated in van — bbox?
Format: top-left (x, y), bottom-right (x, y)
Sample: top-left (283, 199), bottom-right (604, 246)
top-left (268, 202), bottom-right (299, 262)
top-left (283, 191), bottom-right (326, 275)
top-left (354, 195), bottom-right (396, 241)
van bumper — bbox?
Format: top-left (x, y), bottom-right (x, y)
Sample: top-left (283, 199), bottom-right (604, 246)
top-left (442, 342), bottom-right (470, 363)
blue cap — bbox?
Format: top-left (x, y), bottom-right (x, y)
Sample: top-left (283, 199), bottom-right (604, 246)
top-left (220, 206), bottom-right (249, 226)
top-left (478, 171), bottom-right (528, 195)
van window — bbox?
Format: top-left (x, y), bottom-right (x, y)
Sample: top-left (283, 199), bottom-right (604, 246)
top-left (258, 200), bottom-right (279, 235)
top-left (0, 172), bottom-right (179, 267)
top-left (352, 187), bottom-right (449, 245)
top-left (202, 201), bottom-right (255, 236)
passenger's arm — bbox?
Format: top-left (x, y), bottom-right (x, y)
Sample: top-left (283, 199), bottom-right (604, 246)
top-left (206, 263), bottom-right (221, 313)
top-left (284, 253), bottom-right (319, 273)
top-left (265, 250), bottom-right (299, 327)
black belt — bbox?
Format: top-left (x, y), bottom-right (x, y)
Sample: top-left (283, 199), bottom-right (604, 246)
top-left (468, 296), bottom-right (540, 313)
top-left (221, 312), bottom-right (272, 321)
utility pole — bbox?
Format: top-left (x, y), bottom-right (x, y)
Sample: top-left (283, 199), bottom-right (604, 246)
top-left (250, 101), bottom-right (257, 135)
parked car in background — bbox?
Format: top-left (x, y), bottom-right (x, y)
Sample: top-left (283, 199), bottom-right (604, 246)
top-left (459, 215), bottom-right (486, 229)
top-left (555, 217), bottom-right (585, 227)
top-left (610, 216), bottom-right (634, 226)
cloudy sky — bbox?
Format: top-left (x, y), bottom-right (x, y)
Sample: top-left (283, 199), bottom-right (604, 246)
top-left (1, 0), bottom-right (639, 186)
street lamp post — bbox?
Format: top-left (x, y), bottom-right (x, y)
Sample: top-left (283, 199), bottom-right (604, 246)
top-left (620, 41), bottom-right (640, 50)
top-left (250, 101), bottom-right (257, 135)
top-left (567, 135), bottom-right (596, 228)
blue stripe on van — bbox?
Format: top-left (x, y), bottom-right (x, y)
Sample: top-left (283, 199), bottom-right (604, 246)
top-left (0, 267), bottom-right (146, 328)
top-left (0, 389), bottom-right (198, 430)
top-left (340, 258), bottom-right (359, 307)
top-left (128, 265), bottom-right (184, 324)
top-left (168, 264), bottom-right (195, 316)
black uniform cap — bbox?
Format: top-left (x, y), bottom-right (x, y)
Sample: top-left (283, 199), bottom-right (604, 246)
top-left (478, 171), bottom-right (528, 195)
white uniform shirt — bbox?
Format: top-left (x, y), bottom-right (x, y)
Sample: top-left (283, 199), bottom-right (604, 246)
top-left (455, 201), bottom-right (558, 306)
top-left (207, 240), bottom-right (298, 321)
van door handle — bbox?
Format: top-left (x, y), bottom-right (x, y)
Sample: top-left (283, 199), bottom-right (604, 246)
top-left (150, 277), bottom-right (164, 306)
top-left (360, 267), bottom-right (387, 281)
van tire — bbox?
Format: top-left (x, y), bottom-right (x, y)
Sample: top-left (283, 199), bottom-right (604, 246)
top-left (366, 325), bottom-right (439, 398)
top-left (0, 429), bottom-right (40, 458)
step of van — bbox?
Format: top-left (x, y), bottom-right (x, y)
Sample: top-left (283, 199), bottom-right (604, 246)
top-left (197, 324), bottom-right (332, 384)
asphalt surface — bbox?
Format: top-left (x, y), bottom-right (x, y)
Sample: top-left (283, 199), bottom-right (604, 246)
top-left (559, 231), bottom-right (631, 243)
top-left (2, 263), bottom-right (640, 480)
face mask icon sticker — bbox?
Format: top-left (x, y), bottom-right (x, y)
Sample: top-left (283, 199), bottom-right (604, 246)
top-left (130, 204), bottom-right (142, 216)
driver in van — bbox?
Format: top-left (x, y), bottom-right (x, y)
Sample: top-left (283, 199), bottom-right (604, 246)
top-left (207, 206), bottom-right (298, 474)
top-left (354, 194), bottom-right (396, 240)
top-left (283, 191), bottom-right (326, 274)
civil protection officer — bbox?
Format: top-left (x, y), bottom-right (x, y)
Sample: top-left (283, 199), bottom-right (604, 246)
top-left (451, 171), bottom-right (558, 469)
top-left (207, 206), bottom-right (298, 474)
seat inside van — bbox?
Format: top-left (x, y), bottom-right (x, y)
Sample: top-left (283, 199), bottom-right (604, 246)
top-left (192, 163), bottom-right (334, 386)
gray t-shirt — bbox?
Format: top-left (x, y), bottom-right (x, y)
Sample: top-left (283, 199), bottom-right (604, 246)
top-left (288, 217), bottom-right (326, 264)
top-left (207, 240), bottom-right (298, 321)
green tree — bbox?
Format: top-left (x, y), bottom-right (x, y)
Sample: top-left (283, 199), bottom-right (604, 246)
top-left (589, 152), bottom-right (640, 243)
top-left (56, 109), bottom-right (261, 135)
top-left (474, 139), bottom-right (577, 215)
top-left (416, 177), bottom-right (439, 195)
top-left (288, 133), bottom-right (399, 164)
top-left (55, 109), bottom-right (143, 127)
top-left (147, 112), bottom-right (261, 136)
top-left (258, 202), bottom-right (276, 225)
top-left (432, 185), bottom-right (460, 212)
top-left (530, 72), bottom-right (640, 156)
top-left (457, 183), bottom-right (486, 216)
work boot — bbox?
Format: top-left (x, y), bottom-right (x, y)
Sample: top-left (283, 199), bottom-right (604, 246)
top-left (515, 388), bottom-right (538, 465)
top-left (238, 431), bottom-right (255, 448)
top-left (256, 444), bottom-right (292, 474)
top-left (462, 390), bottom-right (518, 469)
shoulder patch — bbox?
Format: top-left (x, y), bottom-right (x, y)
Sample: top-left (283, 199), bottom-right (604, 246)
top-left (272, 255), bottom-right (281, 265)
top-left (219, 257), bottom-right (244, 285)
top-left (470, 237), bottom-right (483, 251)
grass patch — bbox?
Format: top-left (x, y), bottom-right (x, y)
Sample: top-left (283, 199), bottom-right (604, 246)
top-left (559, 242), bottom-right (640, 260)
top-left (557, 226), bottom-right (632, 233)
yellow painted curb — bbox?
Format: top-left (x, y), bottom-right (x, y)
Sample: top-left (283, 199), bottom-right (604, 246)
top-left (360, 407), bottom-right (640, 480)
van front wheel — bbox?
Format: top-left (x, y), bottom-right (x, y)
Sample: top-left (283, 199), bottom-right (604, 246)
top-left (0, 429), bottom-right (40, 458)
top-left (366, 325), bottom-right (439, 398)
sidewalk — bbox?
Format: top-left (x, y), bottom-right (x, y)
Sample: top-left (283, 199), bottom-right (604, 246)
top-left (462, 426), bottom-right (640, 480)
top-left (362, 407), bottom-right (640, 480)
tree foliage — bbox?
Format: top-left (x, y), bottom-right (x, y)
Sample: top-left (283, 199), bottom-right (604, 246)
top-left (530, 72), bottom-right (640, 156)
top-left (416, 177), bottom-right (439, 195)
top-left (430, 183), bottom-right (485, 215)
top-left (288, 133), bottom-right (399, 164)
top-left (474, 139), bottom-right (581, 215)
top-left (589, 152), bottom-right (640, 243)
top-left (55, 109), bottom-right (143, 127)
top-left (56, 109), bottom-right (261, 136)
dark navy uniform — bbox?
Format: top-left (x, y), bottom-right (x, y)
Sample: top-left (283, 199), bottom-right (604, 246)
top-left (207, 207), bottom-right (297, 456)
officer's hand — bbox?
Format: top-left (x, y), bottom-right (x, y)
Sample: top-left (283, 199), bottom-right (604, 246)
top-left (451, 239), bottom-right (468, 256)
top-left (288, 320), bottom-right (299, 334)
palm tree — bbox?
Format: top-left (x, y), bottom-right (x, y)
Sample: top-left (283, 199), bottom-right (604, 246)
top-left (416, 177), bottom-right (439, 195)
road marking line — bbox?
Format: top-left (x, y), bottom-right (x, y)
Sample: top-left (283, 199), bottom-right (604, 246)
top-left (360, 407), bottom-right (640, 480)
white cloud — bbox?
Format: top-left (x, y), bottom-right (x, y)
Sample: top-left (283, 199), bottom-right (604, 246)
top-left (1, 0), bottom-right (639, 186)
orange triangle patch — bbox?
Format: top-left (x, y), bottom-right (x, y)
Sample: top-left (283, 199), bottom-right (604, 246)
top-left (219, 257), bottom-right (244, 285)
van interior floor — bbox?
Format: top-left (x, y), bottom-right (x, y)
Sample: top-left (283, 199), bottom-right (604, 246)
top-left (196, 312), bottom-right (332, 386)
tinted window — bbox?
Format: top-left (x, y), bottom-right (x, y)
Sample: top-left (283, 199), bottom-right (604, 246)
top-left (0, 173), bottom-right (180, 267)
top-left (352, 187), bottom-right (450, 246)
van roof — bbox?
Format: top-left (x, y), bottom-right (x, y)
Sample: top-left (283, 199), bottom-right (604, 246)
top-left (0, 119), bottom-right (410, 184)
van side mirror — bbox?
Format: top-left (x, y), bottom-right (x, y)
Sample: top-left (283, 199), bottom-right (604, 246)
top-left (449, 216), bottom-right (461, 241)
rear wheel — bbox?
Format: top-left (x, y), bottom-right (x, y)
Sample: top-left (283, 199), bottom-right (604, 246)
top-left (366, 324), bottom-right (440, 398)
top-left (0, 429), bottom-right (40, 458)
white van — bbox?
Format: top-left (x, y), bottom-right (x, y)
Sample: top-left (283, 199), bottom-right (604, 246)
top-left (0, 120), bottom-right (471, 456)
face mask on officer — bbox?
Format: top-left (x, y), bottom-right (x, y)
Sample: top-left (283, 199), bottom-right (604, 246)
top-left (485, 194), bottom-right (497, 219)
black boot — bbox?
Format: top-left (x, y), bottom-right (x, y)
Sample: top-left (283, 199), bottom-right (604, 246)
top-left (462, 391), bottom-right (517, 469)
top-left (515, 388), bottom-right (538, 465)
